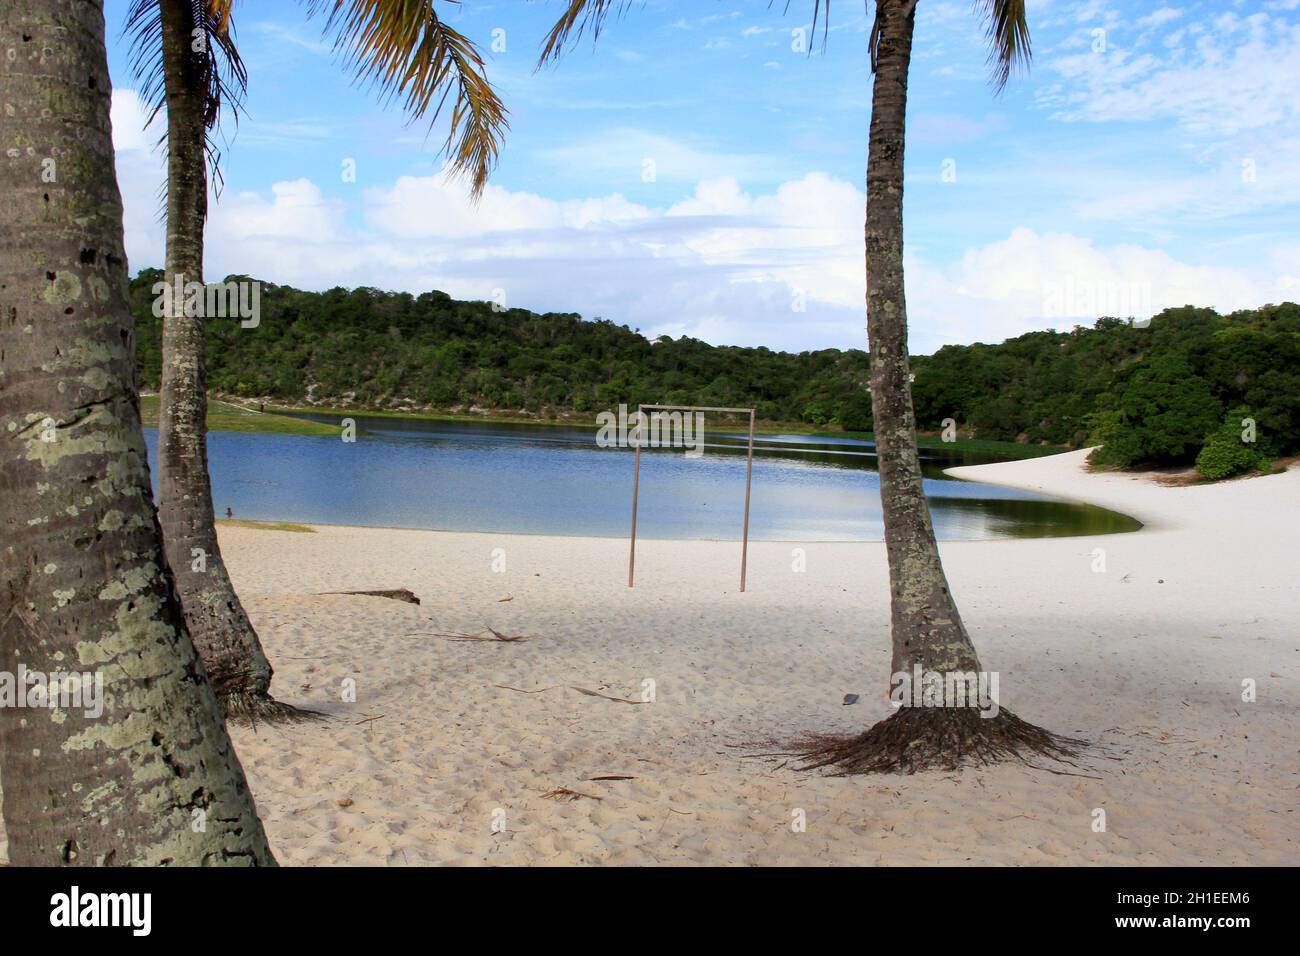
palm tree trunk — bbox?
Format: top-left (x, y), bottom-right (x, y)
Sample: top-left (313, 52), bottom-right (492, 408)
top-left (797, 0), bottom-right (1079, 773)
top-left (0, 0), bottom-right (275, 864)
top-left (866, 1), bottom-right (981, 681)
top-left (155, 0), bottom-right (277, 716)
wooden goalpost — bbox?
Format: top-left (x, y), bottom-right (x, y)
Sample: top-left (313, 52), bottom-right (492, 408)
top-left (627, 404), bottom-right (756, 592)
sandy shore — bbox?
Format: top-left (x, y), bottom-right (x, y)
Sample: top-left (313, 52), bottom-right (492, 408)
top-left (2, 449), bottom-right (1294, 864)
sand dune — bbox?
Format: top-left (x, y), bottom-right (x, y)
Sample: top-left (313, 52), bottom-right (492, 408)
top-left (2, 450), bottom-right (1294, 865)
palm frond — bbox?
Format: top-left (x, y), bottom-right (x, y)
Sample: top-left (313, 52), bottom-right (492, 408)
top-left (308, 1), bottom-right (508, 198)
top-left (123, 0), bottom-right (247, 194)
top-left (974, 0), bottom-right (1031, 92)
top-left (774, 0), bottom-right (830, 55)
top-left (808, 0), bottom-right (830, 53)
top-left (540, 1), bottom-right (830, 66)
top-left (536, 0), bottom-right (628, 68)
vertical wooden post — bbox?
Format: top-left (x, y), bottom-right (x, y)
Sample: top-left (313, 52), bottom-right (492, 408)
top-left (627, 405), bottom-right (643, 588)
top-left (627, 404), bottom-right (755, 592)
top-left (740, 408), bottom-right (755, 592)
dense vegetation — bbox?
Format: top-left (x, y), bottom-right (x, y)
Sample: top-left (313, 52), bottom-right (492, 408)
top-left (912, 304), bottom-right (1300, 476)
top-left (130, 271), bottom-right (1299, 477)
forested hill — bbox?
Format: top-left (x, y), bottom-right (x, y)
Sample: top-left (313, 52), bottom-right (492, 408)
top-left (129, 270), bottom-right (1300, 475)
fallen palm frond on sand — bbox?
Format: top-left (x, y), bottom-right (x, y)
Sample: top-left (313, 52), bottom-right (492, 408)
top-left (568, 686), bottom-right (645, 705)
top-left (318, 588), bottom-right (421, 604)
top-left (425, 626), bottom-right (528, 642)
top-left (491, 684), bottom-right (645, 705)
top-left (541, 787), bottom-right (602, 802)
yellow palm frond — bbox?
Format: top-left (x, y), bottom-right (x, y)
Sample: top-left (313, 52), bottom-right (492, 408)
top-left (308, 1), bottom-right (508, 198)
top-left (539, 1), bottom-right (833, 67)
top-left (536, 0), bottom-right (624, 68)
top-left (210, 0), bottom-right (233, 33)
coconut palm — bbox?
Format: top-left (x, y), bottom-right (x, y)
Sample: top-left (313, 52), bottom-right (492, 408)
top-left (540, 0), bottom-right (1077, 771)
top-left (125, 0), bottom-right (507, 720)
top-left (0, 0), bottom-right (274, 865)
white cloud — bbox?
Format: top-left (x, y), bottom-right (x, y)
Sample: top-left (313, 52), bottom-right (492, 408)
top-left (250, 21), bottom-right (331, 54)
top-left (664, 173), bottom-right (865, 311)
top-left (535, 128), bottom-right (792, 187)
top-left (109, 97), bottom-right (1282, 357)
top-left (365, 177), bottom-right (651, 238)
top-left (110, 88), bottom-right (154, 152)
top-left (1038, 13), bottom-right (1300, 137)
top-left (111, 89), bottom-right (167, 274)
top-left (907, 228), bottom-right (1268, 347)
top-left (1136, 6), bottom-right (1182, 29)
top-left (1027, 8), bottom-right (1300, 225)
top-left (211, 179), bottom-right (345, 242)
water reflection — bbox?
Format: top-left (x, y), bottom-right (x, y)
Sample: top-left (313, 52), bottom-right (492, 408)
top-left (142, 414), bottom-right (1140, 541)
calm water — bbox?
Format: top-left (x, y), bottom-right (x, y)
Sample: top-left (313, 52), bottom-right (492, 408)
top-left (142, 415), bottom-right (1140, 541)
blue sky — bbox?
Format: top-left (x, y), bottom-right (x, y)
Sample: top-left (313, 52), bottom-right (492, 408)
top-left (104, 0), bottom-right (1300, 354)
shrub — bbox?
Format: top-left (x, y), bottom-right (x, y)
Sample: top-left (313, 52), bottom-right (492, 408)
top-left (1195, 411), bottom-right (1268, 480)
top-left (1089, 355), bottom-right (1222, 467)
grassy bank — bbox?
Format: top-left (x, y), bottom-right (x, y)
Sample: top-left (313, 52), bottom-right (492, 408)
top-left (265, 401), bottom-right (1066, 458)
top-left (139, 395), bottom-right (337, 436)
top-left (140, 393), bottom-right (1068, 459)
top-left (215, 519), bottom-right (316, 533)
top-left (865, 433), bottom-right (1069, 460)
top-left (266, 401), bottom-right (810, 435)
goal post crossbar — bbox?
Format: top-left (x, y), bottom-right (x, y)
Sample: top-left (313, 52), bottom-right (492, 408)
top-left (627, 404), bottom-right (756, 592)
top-left (639, 404), bottom-right (755, 414)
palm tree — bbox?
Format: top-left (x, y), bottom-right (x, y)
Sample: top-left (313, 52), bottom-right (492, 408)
top-left (0, 0), bottom-right (274, 865)
top-left (124, 0), bottom-right (507, 720)
top-left (541, 0), bottom-right (1078, 772)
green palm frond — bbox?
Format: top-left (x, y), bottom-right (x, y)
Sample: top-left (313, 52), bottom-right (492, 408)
top-left (124, 0), bottom-right (247, 178)
top-left (974, 0), bottom-right (1031, 92)
top-left (308, 1), bottom-right (508, 198)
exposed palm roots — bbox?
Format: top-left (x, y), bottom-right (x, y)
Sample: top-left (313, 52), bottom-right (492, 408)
top-left (794, 707), bottom-right (1085, 776)
top-left (221, 691), bottom-right (324, 726)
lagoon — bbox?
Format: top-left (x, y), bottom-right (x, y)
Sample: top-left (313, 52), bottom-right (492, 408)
top-left (143, 415), bottom-right (1140, 541)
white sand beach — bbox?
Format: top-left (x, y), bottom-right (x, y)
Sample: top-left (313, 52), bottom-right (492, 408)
top-left (2, 450), bottom-right (1295, 865)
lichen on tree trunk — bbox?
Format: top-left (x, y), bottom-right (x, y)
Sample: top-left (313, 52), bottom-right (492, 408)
top-left (865, 0), bottom-right (980, 683)
top-left (154, 0), bottom-right (282, 719)
top-left (796, 0), bottom-right (1080, 774)
top-left (0, 0), bottom-right (275, 864)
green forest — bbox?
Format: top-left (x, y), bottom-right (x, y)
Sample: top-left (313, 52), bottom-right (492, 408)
top-left (129, 270), bottom-right (1300, 478)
